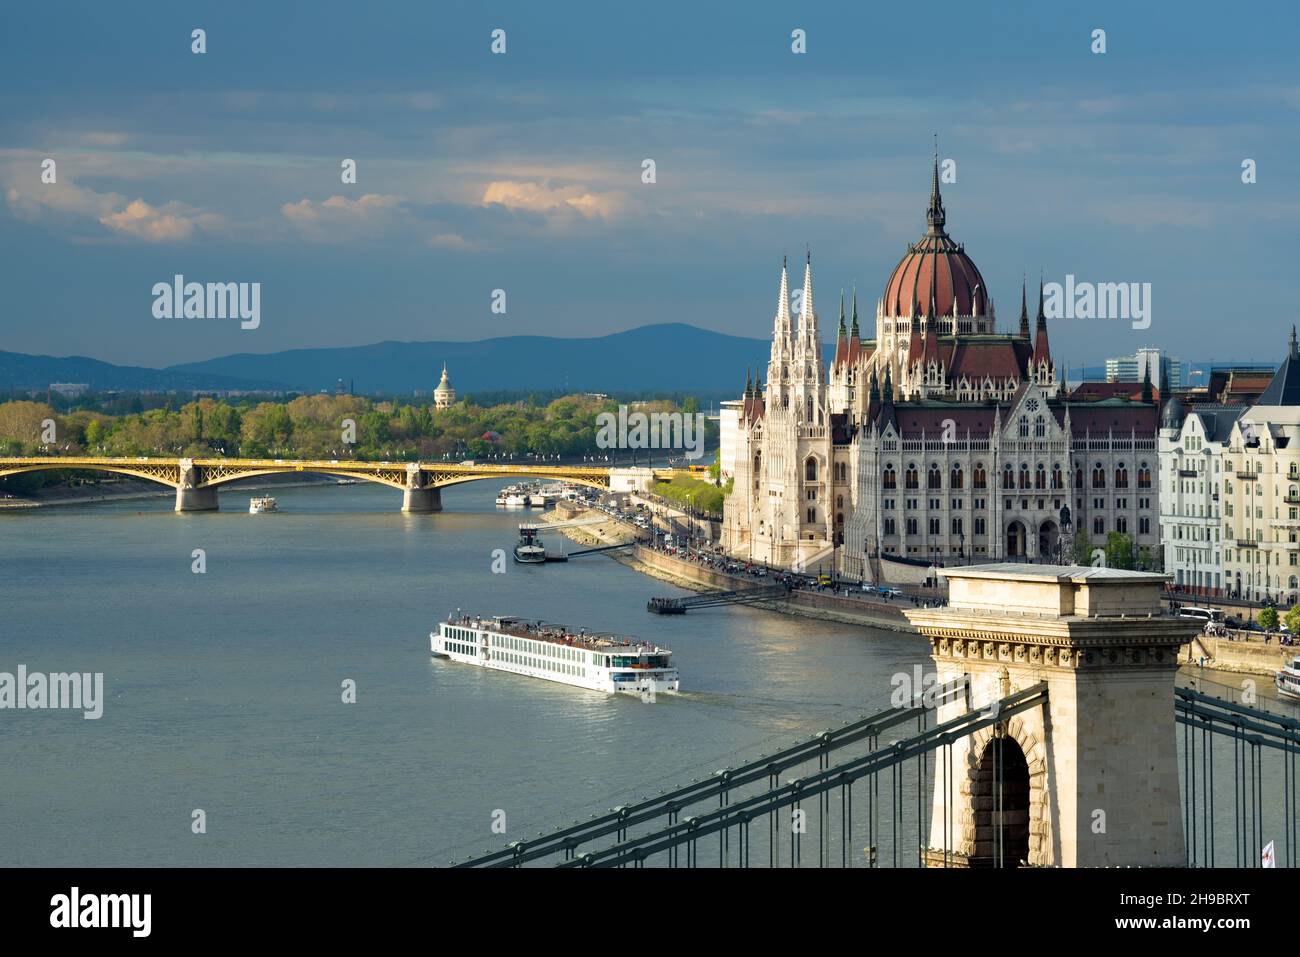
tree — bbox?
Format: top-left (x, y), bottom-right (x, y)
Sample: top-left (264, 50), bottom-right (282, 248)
top-left (1071, 529), bottom-right (1094, 566)
top-left (1105, 532), bottom-right (1136, 570)
top-left (1259, 606), bottom-right (1279, 631)
top-left (1284, 605), bottom-right (1300, 635)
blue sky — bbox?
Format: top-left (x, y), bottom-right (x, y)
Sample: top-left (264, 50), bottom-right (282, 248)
top-left (2, 0), bottom-right (1297, 371)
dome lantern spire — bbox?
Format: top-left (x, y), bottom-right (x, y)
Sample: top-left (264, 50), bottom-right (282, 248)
top-left (926, 138), bottom-right (946, 235)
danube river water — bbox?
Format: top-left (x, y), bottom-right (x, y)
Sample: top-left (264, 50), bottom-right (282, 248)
top-left (0, 481), bottom-right (931, 866)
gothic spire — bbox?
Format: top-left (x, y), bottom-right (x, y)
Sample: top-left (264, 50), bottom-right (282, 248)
top-left (926, 140), bottom-right (946, 234)
top-left (837, 288), bottom-right (847, 339)
top-left (850, 286), bottom-right (859, 339)
top-left (1018, 278), bottom-right (1030, 337)
top-left (744, 368), bottom-right (752, 398)
top-left (1036, 276), bottom-right (1046, 326)
top-left (1141, 363), bottom-right (1153, 403)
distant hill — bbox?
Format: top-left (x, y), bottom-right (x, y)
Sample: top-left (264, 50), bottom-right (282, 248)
top-left (0, 351), bottom-right (286, 394)
top-left (165, 323), bottom-right (784, 396)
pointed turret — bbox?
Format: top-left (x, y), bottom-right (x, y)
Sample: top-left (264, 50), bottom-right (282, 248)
top-left (798, 250), bottom-right (817, 342)
top-left (1018, 279), bottom-right (1030, 338)
top-left (744, 368), bottom-right (752, 398)
top-left (1141, 363), bottom-right (1153, 404)
top-left (926, 144), bottom-right (946, 235)
top-left (850, 287), bottom-right (860, 339)
top-left (837, 289), bottom-right (847, 338)
top-left (774, 256), bottom-right (792, 342)
top-left (1032, 279), bottom-right (1052, 370)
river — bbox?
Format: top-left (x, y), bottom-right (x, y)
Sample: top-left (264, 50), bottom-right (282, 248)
top-left (0, 481), bottom-right (929, 866)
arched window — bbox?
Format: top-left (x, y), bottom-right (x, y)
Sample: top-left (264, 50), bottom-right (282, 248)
top-left (1002, 465), bottom-right (1015, 490)
top-left (1137, 463), bottom-right (1152, 489)
top-left (1035, 463), bottom-right (1047, 490)
top-left (905, 465), bottom-right (919, 490)
top-left (1034, 415), bottom-right (1046, 438)
top-left (882, 465), bottom-right (897, 490)
top-left (1075, 466), bottom-right (1084, 489)
top-left (973, 464), bottom-right (987, 489)
top-left (1019, 463), bottom-right (1031, 490)
top-left (928, 464), bottom-right (942, 490)
top-left (1051, 464), bottom-right (1063, 490)
top-left (951, 465), bottom-right (964, 490)
top-left (1092, 463), bottom-right (1106, 489)
top-left (1115, 464), bottom-right (1129, 489)
top-left (805, 457), bottom-right (817, 482)
top-left (1018, 416), bottom-right (1029, 438)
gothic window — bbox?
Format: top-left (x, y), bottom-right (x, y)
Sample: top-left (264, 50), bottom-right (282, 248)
top-left (905, 465), bottom-right (919, 490)
top-left (973, 464), bottom-right (987, 490)
top-left (805, 457), bottom-right (818, 482)
top-left (951, 465), bottom-right (964, 490)
top-left (1035, 463), bottom-right (1047, 490)
top-left (1092, 464), bottom-right (1106, 489)
top-left (1018, 416), bottom-right (1029, 438)
top-left (1137, 464), bottom-right (1152, 489)
top-left (1019, 463), bottom-right (1031, 490)
top-left (836, 495), bottom-right (844, 509)
top-left (1002, 465), bottom-right (1014, 490)
top-left (1093, 517), bottom-right (1105, 535)
top-left (1075, 466), bottom-right (1084, 489)
top-left (1051, 464), bottom-right (1063, 490)
top-left (882, 466), bottom-right (897, 490)
top-left (928, 464), bottom-right (942, 490)
top-left (1115, 464), bottom-right (1129, 489)
top-left (1034, 415), bottom-right (1046, 438)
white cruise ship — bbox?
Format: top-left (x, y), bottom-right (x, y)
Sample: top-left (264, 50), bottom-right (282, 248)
top-left (431, 613), bottom-right (679, 694)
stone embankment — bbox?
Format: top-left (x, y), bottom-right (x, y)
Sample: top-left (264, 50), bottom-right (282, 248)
top-left (541, 508), bottom-right (915, 633)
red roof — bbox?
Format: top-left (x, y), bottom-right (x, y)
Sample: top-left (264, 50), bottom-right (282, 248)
top-left (883, 234), bottom-right (988, 319)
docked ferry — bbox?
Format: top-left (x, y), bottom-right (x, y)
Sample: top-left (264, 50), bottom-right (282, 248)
top-left (1276, 657), bottom-right (1300, 700)
top-left (430, 613), bottom-right (680, 694)
top-left (513, 527), bottom-right (547, 563)
top-left (249, 496), bottom-right (278, 513)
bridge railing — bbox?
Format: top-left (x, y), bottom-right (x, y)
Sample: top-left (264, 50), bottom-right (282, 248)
top-left (454, 677), bottom-right (1051, 869)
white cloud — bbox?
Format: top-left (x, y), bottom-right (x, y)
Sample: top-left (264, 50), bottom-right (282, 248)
top-left (480, 180), bottom-right (627, 220)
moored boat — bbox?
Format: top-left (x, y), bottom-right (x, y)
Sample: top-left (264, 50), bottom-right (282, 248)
top-left (1276, 656), bottom-right (1300, 700)
top-left (249, 496), bottom-right (278, 514)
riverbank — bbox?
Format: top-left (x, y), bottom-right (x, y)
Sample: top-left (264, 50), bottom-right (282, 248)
top-left (540, 507), bottom-right (915, 633)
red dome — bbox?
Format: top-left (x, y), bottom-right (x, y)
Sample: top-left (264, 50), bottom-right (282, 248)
top-left (883, 235), bottom-right (988, 319)
top-left (882, 160), bottom-right (988, 319)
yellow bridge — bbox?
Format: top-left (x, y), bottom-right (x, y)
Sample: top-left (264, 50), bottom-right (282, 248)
top-left (0, 456), bottom-right (671, 512)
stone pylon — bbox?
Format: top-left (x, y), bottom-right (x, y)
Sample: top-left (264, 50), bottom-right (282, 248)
top-left (906, 564), bottom-right (1200, 868)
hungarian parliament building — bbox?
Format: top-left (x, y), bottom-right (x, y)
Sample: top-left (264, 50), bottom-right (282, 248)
top-left (720, 160), bottom-right (1159, 579)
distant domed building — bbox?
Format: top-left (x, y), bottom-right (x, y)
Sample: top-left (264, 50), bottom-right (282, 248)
top-left (434, 363), bottom-right (456, 409)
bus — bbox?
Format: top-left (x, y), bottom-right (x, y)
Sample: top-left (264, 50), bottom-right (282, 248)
top-left (1177, 607), bottom-right (1224, 625)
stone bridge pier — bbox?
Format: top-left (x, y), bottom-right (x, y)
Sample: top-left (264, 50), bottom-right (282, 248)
top-left (401, 464), bottom-right (442, 513)
top-left (175, 459), bottom-right (219, 512)
top-left (907, 565), bottom-right (1201, 868)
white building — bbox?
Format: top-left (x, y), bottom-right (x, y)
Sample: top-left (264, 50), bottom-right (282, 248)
top-left (718, 399), bottom-right (743, 480)
top-left (434, 363), bottom-right (456, 409)
top-left (1107, 348), bottom-right (1181, 390)
top-left (1158, 387), bottom-right (1242, 596)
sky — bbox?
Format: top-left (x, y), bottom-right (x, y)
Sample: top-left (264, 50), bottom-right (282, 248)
top-left (1, 0), bottom-right (1298, 373)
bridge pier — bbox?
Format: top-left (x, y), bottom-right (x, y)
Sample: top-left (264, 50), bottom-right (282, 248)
top-left (175, 486), bottom-right (219, 511)
top-left (907, 565), bottom-right (1200, 868)
top-left (175, 458), bottom-right (219, 512)
top-left (402, 486), bottom-right (442, 512)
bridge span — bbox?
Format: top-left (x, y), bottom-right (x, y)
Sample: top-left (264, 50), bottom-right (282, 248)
top-left (0, 456), bottom-right (669, 512)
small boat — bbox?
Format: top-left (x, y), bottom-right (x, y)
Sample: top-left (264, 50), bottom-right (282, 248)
top-left (514, 527), bottom-right (547, 563)
top-left (1276, 656), bottom-right (1300, 700)
top-left (249, 496), bottom-right (278, 514)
